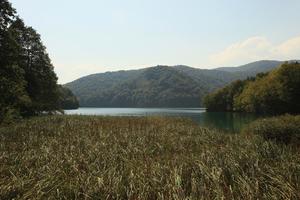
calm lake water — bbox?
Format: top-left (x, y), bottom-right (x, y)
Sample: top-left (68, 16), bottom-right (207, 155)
top-left (65, 108), bottom-right (261, 132)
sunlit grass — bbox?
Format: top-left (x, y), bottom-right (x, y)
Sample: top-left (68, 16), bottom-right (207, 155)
top-left (1, 115), bottom-right (300, 199)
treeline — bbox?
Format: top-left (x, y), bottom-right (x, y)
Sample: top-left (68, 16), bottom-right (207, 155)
top-left (66, 61), bottom-right (283, 108)
top-left (204, 62), bottom-right (300, 114)
top-left (66, 66), bottom-right (207, 108)
top-left (0, 0), bottom-right (78, 123)
top-left (58, 86), bottom-right (79, 110)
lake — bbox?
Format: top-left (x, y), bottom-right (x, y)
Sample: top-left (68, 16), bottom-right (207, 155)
top-left (65, 108), bottom-right (261, 132)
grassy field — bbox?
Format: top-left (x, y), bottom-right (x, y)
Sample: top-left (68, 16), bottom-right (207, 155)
top-left (1, 115), bottom-right (300, 199)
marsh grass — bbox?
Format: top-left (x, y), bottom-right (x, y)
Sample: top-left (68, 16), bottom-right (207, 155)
top-left (1, 115), bottom-right (300, 199)
top-left (243, 114), bottom-right (300, 144)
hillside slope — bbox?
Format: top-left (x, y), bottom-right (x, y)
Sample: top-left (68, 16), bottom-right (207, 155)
top-left (65, 60), bottom-right (285, 107)
top-left (204, 62), bottom-right (300, 114)
top-left (216, 60), bottom-right (283, 73)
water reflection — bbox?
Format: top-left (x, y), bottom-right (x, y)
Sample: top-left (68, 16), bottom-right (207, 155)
top-left (198, 112), bottom-right (260, 132)
top-left (65, 108), bottom-right (261, 132)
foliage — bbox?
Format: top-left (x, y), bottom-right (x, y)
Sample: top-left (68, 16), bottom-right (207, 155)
top-left (242, 114), bottom-right (300, 144)
top-left (204, 78), bottom-right (254, 112)
top-left (0, 0), bottom-right (29, 123)
top-left (58, 85), bottom-right (79, 110)
top-left (67, 66), bottom-right (209, 107)
top-left (0, 0), bottom-right (64, 123)
top-left (65, 61), bottom-right (282, 108)
top-left (204, 62), bottom-right (300, 114)
top-left (1, 115), bottom-right (300, 199)
top-left (9, 18), bottom-right (60, 115)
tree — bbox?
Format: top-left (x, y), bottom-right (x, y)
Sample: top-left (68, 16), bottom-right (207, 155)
top-left (9, 18), bottom-right (60, 115)
top-left (205, 62), bottom-right (300, 114)
top-left (0, 0), bottom-right (15, 30)
top-left (0, 0), bottom-right (29, 122)
top-left (1, 0), bottom-right (61, 123)
top-left (204, 79), bottom-right (250, 112)
top-left (58, 85), bottom-right (79, 110)
top-left (277, 62), bottom-right (300, 113)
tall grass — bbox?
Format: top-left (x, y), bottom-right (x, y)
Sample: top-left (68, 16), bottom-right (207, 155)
top-left (242, 114), bottom-right (300, 144)
top-left (1, 115), bottom-right (300, 199)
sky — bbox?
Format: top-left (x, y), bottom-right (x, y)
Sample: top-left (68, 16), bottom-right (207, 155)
top-left (10, 0), bottom-right (300, 84)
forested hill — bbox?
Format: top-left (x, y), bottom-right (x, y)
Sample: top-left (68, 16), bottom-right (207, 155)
top-left (65, 60), bottom-right (286, 107)
top-left (204, 62), bottom-right (300, 114)
top-left (215, 60), bottom-right (283, 73)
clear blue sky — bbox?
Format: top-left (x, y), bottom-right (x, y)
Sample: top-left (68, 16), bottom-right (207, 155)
top-left (10, 0), bottom-right (300, 83)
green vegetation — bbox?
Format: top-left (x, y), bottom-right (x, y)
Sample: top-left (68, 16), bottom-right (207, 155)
top-left (58, 86), bottom-right (79, 110)
top-left (243, 114), bottom-right (300, 144)
top-left (203, 79), bottom-right (253, 112)
top-left (0, 0), bottom-right (75, 123)
top-left (204, 62), bottom-right (300, 114)
top-left (1, 115), bottom-right (300, 199)
top-left (65, 61), bottom-right (282, 108)
top-left (1, 2), bottom-right (299, 198)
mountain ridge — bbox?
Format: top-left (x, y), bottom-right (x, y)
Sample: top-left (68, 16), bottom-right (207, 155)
top-left (65, 60), bottom-right (294, 107)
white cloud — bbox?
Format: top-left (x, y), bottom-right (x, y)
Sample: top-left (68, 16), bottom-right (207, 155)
top-left (209, 35), bottom-right (300, 66)
top-left (273, 36), bottom-right (300, 58)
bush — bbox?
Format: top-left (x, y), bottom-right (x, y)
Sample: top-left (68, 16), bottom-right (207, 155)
top-left (243, 114), bottom-right (300, 144)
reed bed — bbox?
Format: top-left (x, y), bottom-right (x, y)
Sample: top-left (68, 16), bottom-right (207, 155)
top-left (0, 115), bottom-right (300, 199)
top-left (242, 114), bottom-right (300, 144)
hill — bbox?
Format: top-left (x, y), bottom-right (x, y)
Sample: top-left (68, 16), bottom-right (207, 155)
top-left (65, 60), bottom-right (285, 107)
top-left (204, 62), bottom-right (300, 114)
top-left (216, 60), bottom-right (283, 73)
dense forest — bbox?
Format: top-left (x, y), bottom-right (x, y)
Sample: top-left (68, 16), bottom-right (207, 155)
top-left (0, 0), bottom-right (78, 123)
top-left (204, 62), bottom-right (300, 114)
top-left (65, 61), bottom-right (283, 107)
top-left (58, 86), bottom-right (79, 110)
top-left (67, 66), bottom-right (208, 107)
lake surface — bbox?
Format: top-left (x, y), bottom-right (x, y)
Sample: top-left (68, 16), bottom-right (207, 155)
top-left (65, 108), bottom-right (261, 132)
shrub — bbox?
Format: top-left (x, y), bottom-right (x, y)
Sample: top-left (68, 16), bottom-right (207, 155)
top-left (243, 114), bottom-right (300, 144)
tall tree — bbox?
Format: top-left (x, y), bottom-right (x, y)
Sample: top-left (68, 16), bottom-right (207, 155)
top-left (0, 0), bottom-right (29, 122)
top-left (1, 0), bottom-right (61, 123)
top-left (0, 0), bottom-right (15, 30)
top-left (10, 18), bottom-right (59, 115)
